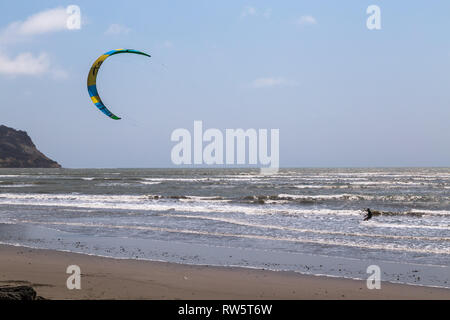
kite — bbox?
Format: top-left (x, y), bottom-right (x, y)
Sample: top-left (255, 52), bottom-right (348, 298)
top-left (87, 49), bottom-right (151, 120)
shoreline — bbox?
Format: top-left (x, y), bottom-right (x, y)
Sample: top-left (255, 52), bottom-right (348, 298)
top-left (1, 244), bottom-right (449, 300)
top-left (3, 241), bottom-right (449, 291)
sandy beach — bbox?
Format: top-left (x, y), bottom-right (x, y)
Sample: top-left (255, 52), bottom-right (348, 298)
top-left (0, 244), bottom-right (449, 300)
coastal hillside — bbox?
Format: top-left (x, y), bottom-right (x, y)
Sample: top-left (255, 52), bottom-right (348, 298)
top-left (0, 125), bottom-right (61, 168)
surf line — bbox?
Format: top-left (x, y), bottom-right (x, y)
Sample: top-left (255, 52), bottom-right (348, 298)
top-left (170, 121), bottom-right (279, 174)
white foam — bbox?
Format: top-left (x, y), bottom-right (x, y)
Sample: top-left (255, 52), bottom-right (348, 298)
top-left (0, 175), bottom-right (25, 178)
top-left (278, 193), bottom-right (375, 201)
top-left (15, 219), bottom-right (450, 255)
top-left (0, 192), bottom-right (360, 216)
top-left (365, 221), bottom-right (450, 231)
top-left (277, 193), bottom-right (447, 203)
top-left (0, 193), bottom-right (447, 218)
top-left (0, 184), bottom-right (34, 188)
top-left (295, 185), bottom-right (347, 189)
top-left (411, 209), bottom-right (450, 216)
top-left (159, 214), bottom-right (450, 242)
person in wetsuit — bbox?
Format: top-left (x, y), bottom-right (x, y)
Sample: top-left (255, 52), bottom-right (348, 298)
top-left (363, 208), bottom-right (373, 221)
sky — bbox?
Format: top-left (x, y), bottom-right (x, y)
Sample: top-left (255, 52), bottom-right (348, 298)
top-left (0, 1), bottom-right (449, 168)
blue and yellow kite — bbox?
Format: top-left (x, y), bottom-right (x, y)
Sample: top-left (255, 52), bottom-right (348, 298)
top-left (87, 49), bottom-right (151, 120)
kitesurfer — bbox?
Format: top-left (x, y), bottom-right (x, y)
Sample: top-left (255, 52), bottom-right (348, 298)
top-left (363, 208), bottom-right (373, 221)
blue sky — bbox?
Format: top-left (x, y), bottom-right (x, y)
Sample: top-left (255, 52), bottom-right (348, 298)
top-left (0, 1), bottom-right (449, 168)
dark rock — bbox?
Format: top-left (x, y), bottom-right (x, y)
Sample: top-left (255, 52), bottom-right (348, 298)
top-left (0, 125), bottom-right (61, 168)
top-left (0, 286), bottom-right (38, 300)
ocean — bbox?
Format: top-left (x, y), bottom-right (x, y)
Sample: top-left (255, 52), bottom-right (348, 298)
top-left (0, 168), bottom-right (448, 288)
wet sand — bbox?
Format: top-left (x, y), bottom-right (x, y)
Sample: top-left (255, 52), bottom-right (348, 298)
top-left (0, 244), bottom-right (449, 300)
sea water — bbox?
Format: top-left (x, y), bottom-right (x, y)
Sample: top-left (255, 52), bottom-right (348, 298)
top-left (0, 168), bottom-right (448, 288)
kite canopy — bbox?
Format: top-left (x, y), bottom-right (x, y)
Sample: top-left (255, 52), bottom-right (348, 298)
top-left (87, 49), bottom-right (151, 120)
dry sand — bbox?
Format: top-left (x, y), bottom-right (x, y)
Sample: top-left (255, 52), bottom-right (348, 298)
top-left (0, 244), bottom-right (449, 300)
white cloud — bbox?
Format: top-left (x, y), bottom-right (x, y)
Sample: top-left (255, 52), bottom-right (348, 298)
top-left (0, 52), bottom-right (68, 79)
top-left (250, 77), bottom-right (299, 89)
top-left (295, 15), bottom-right (317, 26)
top-left (241, 6), bottom-right (257, 18)
top-left (0, 52), bottom-right (50, 75)
top-left (240, 6), bottom-right (272, 19)
top-left (0, 7), bottom-right (70, 43)
top-left (0, 8), bottom-right (75, 78)
top-left (105, 24), bottom-right (131, 35)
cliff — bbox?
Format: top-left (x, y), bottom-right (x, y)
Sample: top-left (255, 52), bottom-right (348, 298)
top-left (0, 125), bottom-right (61, 168)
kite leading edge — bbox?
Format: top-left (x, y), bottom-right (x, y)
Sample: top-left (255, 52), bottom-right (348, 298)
top-left (87, 49), bottom-right (151, 120)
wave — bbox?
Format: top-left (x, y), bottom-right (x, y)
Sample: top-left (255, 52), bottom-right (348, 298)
top-left (142, 177), bottom-right (210, 182)
top-left (147, 195), bottom-right (227, 201)
top-left (307, 172), bottom-right (450, 179)
top-left (349, 181), bottom-right (438, 186)
top-left (410, 209), bottom-right (450, 216)
top-left (365, 221), bottom-right (450, 231)
top-left (278, 193), bottom-right (369, 200)
top-left (275, 193), bottom-right (447, 204)
top-left (0, 193), bottom-right (448, 217)
top-left (0, 175), bottom-right (27, 178)
top-left (295, 185), bottom-right (348, 189)
top-left (158, 214), bottom-right (450, 242)
top-left (95, 182), bottom-right (134, 187)
top-left (0, 193), bottom-right (360, 216)
top-left (0, 184), bottom-right (35, 188)
top-left (13, 219), bottom-right (450, 255)
top-left (79, 178), bottom-right (162, 185)
top-left (240, 194), bottom-right (372, 204)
